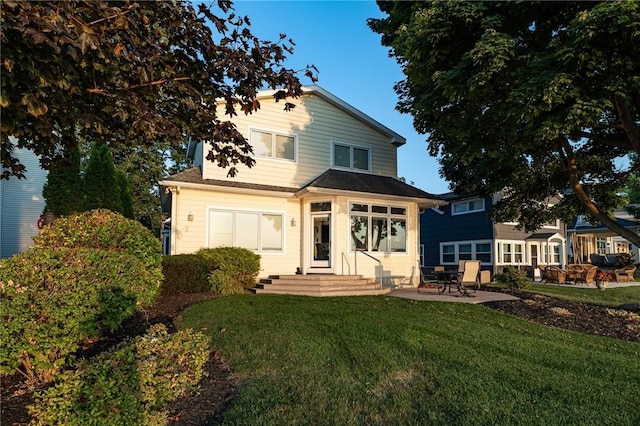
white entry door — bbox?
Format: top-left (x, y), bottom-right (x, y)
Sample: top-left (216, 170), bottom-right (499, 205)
top-left (311, 213), bottom-right (331, 268)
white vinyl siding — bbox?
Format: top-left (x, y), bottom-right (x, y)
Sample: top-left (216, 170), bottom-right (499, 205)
top-left (200, 94), bottom-right (398, 186)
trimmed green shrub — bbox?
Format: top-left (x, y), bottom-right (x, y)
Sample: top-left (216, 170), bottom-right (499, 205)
top-left (0, 248), bottom-right (151, 382)
top-left (495, 266), bottom-right (531, 290)
top-left (208, 269), bottom-right (244, 296)
top-left (197, 247), bottom-right (260, 295)
top-left (161, 254), bottom-right (211, 295)
top-left (33, 209), bottom-right (162, 305)
top-left (29, 324), bottom-right (210, 426)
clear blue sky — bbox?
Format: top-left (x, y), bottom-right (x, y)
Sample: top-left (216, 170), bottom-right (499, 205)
top-left (230, 0), bottom-right (450, 195)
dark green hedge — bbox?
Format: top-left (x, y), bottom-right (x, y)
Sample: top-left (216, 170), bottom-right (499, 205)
top-left (30, 324), bottom-right (209, 426)
top-left (33, 209), bottom-right (162, 298)
top-left (0, 247), bottom-right (157, 382)
top-left (160, 254), bottom-right (211, 295)
top-left (197, 247), bottom-right (261, 295)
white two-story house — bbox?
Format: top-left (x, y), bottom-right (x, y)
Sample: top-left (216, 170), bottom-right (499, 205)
top-left (159, 86), bottom-right (443, 287)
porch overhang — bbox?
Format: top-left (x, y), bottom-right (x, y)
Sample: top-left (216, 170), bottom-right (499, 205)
top-left (295, 186), bottom-right (442, 209)
top-left (296, 169), bottom-right (446, 209)
top-left (525, 232), bottom-right (566, 243)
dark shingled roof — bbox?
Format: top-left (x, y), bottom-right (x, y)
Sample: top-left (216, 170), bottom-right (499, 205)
top-left (162, 167), bottom-right (299, 193)
top-left (301, 169), bottom-right (442, 200)
top-left (162, 167), bottom-right (443, 202)
top-left (526, 232), bottom-right (563, 241)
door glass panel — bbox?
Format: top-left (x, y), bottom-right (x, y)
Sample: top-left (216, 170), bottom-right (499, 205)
top-left (311, 202), bottom-right (331, 212)
top-left (313, 215), bottom-right (330, 261)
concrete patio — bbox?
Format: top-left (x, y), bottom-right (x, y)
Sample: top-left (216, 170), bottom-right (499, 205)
top-left (388, 280), bottom-right (640, 304)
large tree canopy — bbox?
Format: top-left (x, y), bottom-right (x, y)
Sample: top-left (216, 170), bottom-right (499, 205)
top-left (1, 0), bottom-right (316, 179)
top-left (370, 1), bottom-right (640, 245)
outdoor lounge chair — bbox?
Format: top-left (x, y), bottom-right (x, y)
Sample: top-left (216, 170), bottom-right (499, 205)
top-left (542, 266), bottom-right (566, 284)
top-left (451, 260), bottom-right (480, 296)
top-left (614, 265), bottom-right (636, 283)
top-left (574, 265), bottom-right (597, 285)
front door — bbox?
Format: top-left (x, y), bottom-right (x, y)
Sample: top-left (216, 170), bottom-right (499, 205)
top-left (311, 213), bottom-right (331, 268)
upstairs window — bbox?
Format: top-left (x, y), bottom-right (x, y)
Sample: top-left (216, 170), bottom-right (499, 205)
top-left (250, 129), bottom-right (296, 161)
top-left (333, 142), bottom-right (370, 172)
top-left (452, 198), bottom-right (485, 215)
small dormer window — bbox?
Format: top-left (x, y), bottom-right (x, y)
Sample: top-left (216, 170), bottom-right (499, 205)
top-left (451, 198), bottom-right (485, 215)
top-left (332, 142), bottom-right (370, 172)
top-left (250, 129), bottom-right (296, 161)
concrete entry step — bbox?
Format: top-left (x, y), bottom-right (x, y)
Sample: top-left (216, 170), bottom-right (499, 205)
top-left (250, 274), bottom-right (386, 297)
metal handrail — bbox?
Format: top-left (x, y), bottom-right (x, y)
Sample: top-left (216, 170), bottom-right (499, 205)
top-left (341, 252), bottom-right (351, 276)
top-left (354, 249), bottom-right (383, 289)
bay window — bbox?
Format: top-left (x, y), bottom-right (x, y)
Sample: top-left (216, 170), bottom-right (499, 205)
top-left (350, 202), bottom-right (406, 253)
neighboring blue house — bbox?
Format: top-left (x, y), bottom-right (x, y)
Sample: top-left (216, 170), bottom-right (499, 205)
top-left (0, 147), bottom-right (48, 258)
top-left (420, 192), bottom-right (568, 279)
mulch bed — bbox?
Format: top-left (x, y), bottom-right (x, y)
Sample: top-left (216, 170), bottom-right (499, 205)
top-left (2, 290), bottom-right (639, 425)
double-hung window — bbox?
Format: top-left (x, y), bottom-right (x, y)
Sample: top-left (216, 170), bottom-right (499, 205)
top-left (439, 241), bottom-right (493, 265)
top-left (499, 242), bottom-right (525, 264)
top-left (333, 142), bottom-right (370, 171)
top-left (451, 198), bottom-right (485, 215)
top-left (208, 209), bottom-right (283, 252)
top-left (250, 129), bottom-right (296, 161)
top-left (350, 203), bottom-right (406, 252)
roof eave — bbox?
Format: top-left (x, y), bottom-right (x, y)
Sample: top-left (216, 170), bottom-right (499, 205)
top-left (158, 180), bottom-right (297, 198)
top-left (296, 186), bottom-right (443, 208)
top-left (250, 86), bottom-right (407, 146)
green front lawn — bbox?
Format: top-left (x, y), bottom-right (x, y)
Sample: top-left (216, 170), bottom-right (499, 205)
top-left (518, 283), bottom-right (640, 306)
top-left (178, 295), bottom-right (640, 425)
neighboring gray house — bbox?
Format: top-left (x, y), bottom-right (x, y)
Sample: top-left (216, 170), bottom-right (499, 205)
top-left (0, 147), bottom-right (47, 258)
top-left (420, 192), bottom-right (568, 279)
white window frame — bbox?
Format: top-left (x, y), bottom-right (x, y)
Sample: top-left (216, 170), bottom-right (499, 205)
top-left (541, 219), bottom-right (560, 229)
top-left (540, 242), bottom-right (563, 265)
top-left (249, 127), bottom-right (297, 162)
top-left (496, 240), bottom-right (526, 266)
top-left (207, 207), bottom-right (285, 253)
top-left (348, 201), bottom-right (407, 254)
top-left (451, 198), bottom-right (485, 216)
top-left (332, 141), bottom-right (371, 172)
top-left (439, 240), bottom-right (493, 265)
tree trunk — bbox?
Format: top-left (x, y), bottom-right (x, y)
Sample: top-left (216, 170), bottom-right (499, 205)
top-left (561, 138), bottom-right (640, 248)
